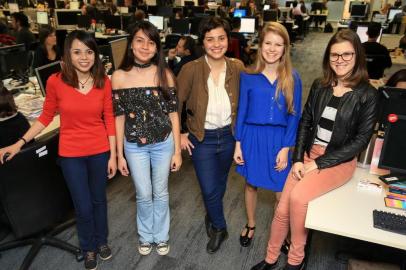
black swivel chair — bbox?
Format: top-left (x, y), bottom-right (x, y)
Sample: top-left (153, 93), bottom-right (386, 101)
top-left (0, 130), bottom-right (83, 270)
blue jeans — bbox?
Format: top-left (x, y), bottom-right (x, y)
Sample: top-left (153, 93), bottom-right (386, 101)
top-left (189, 126), bottom-right (235, 230)
top-left (59, 151), bottom-right (109, 252)
top-left (124, 133), bottom-right (174, 243)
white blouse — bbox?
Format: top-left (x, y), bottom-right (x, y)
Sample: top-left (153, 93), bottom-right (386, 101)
top-left (204, 56), bottom-right (232, 129)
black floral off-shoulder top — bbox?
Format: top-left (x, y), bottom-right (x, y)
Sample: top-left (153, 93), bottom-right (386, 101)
top-left (113, 87), bottom-right (178, 145)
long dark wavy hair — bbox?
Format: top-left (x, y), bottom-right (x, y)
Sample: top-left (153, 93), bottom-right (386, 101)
top-left (38, 25), bottom-right (58, 60)
top-left (321, 29), bottom-right (369, 88)
top-left (61, 30), bottom-right (105, 89)
top-left (119, 21), bottom-right (172, 99)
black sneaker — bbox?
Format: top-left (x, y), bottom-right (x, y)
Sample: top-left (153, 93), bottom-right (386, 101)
top-left (98, 244), bottom-right (112, 261)
top-left (84, 251), bottom-right (98, 270)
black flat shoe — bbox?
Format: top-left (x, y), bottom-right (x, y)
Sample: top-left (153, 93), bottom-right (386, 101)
top-left (280, 239), bottom-right (290, 254)
top-left (205, 215), bottom-right (213, 237)
top-left (251, 260), bottom-right (278, 270)
top-left (206, 228), bottom-right (228, 254)
top-left (239, 224), bottom-right (256, 247)
top-left (284, 261), bottom-right (305, 270)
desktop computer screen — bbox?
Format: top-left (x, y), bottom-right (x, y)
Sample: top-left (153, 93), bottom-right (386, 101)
top-left (388, 8), bottom-right (403, 21)
top-left (55, 9), bottom-right (81, 29)
top-left (146, 0), bottom-right (157, 5)
top-left (104, 15), bottom-right (121, 29)
top-left (34, 61), bottom-right (62, 96)
top-left (377, 86), bottom-right (406, 131)
top-left (77, 15), bottom-right (91, 29)
top-left (171, 19), bottom-right (189, 34)
top-left (157, 6), bottom-right (173, 17)
top-left (234, 9), bottom-right (247, 18)
top-left (70, 1), bottom-right (80, 9)
top-left (263, 4), bottom-right (270, 10)
top-left (285, 1), bottom-right (294, 8)
top-left (263, 9), bottom-right (278, 22)
top-left (378, 114), bottom-right (406, 175)
top-left (0, 44), bottom-right (29, 79)
top-left (148, 15), bottom-right (164, 30)
top-left (36, 11), bottom-right (48, 25)
top-left (356, 25), bottom-right (382, 43)
top-left (239, 17), bottom-right (255, 34)
top-left (350, 4), bottom-right (368, 18)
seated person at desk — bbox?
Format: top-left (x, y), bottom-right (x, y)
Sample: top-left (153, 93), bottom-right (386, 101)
top-left (230, 17), bottom-right (251, 64)
top-left (0, 21), bottom-right (16, 46)
top-left (251, 29), bottom-right (377, 270)
top-left (0, 81), bottom-right (30, 148)
top-left (10, 12), bottom-right (35, 50)
top-left (33, 26), bottom-right (61, 69)
top-left (386, 69), bottom-right (406, 88)
top-left (362, 22), bottom-right (392, 79)
top-left (292, 1), bottom-right (304, 16)
top-left (167, 36), bottom-right (197, 76)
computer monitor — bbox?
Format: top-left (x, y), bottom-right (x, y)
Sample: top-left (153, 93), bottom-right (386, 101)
top-left (77, 15), bottom-right (91, 29)
top-left (56, 0), bottom-right (65, 8)
top-left (356, 25), bottom-right (382, 43)
top-left (311, 1), bottom-right (324, 12)
top-left (34, 61), bottom-right (62, 96)
top-left (148, 15), bottom-right (164, 30)
top-left (278, 7), bottom-right (292, 20)
top-left (70, 1), bottom-right (80, 9)
top-left (372, 13), bottom-right (387, 24)
top-left (378, 114), bottom-right (406, 182)
top-left (388, 8), bottom-right (403, 21)
top-left (36, 11), bottom-right (48, 25)
top-left (118, 6), bottom-right (129, 14)
top-left (184, 0), bottom-right (195, 6)
top-left (234, 9), bottom-right (247, 18)
top-left (157, 6), bottom-right (173, 17)
top-left (146, 0), bottom-right (157, 5)
top-left (147, 5), bottom-right (158, 15)
top-left (104, 15), bottom-right (121, 29)
top-left (8, 3), bottom-right (19, 13)
top-left (350, 4), bottom-right (368, 18)
top-left (239, 17), bottom-right (255, 33)
top-left (109, 38), bottom-right (128, 70)
top-left (377, 86), bottom-right (406, 131)
top-left (285, 0), bottom-right (294, 8)
top-left (190, 16), bottom-right (206, 35)
top-left (54, 9), bottom-right (81, 30)
top-left (171, 18), bottom-right (189, 34)
top-left (0, 44), bottom-right (29, 79)
top-left (263, 9), bottom-right (278, 22)
top-left (263, 4), bottom-right (270, 10)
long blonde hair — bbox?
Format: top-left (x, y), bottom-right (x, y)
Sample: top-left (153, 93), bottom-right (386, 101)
top-left (250, 22), bottom-right (295, 114)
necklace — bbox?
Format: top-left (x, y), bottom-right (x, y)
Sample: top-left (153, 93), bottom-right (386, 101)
top-left (78, 74), bottom-right (92, 89)
top-left (134, 62), bottom-right (152, 68)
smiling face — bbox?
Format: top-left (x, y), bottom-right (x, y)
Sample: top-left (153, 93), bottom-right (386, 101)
top-left (70, 39), bottom-right (95, 74)
top-left (329, 41), bottom-right (356, 80)
top-left (203, 27), bottom-right (228, 61)
top-left (261, 31), bottom-right (285, 65)
top-left (131, 30), bottom-right (157, 64)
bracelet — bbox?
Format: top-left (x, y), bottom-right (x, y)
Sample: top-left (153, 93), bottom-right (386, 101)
top-left (19, 137), bottom-right (27, 145)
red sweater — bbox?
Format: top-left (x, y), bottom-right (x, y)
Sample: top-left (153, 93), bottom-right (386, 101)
top-left (38, 74), bottom-right (115, 157)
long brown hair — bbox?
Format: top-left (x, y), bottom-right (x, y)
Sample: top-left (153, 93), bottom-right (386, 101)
top-left (119, 21), bottom-right (173, 99)
top-left (321, 29), bottom-right (369, 88)
top-left (0, 82), bottom-right (17, 118)
top-left (250, 22), bottom-right (295, 113)
top-left (61, 30), bottom-right (105, 89)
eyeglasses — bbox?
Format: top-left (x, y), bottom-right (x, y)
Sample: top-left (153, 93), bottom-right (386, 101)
top-left (329, 52), bottom-right (355, 62)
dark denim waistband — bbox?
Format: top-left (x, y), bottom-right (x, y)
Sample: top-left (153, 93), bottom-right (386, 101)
top-left (204, 125), bottom-right (231, 133)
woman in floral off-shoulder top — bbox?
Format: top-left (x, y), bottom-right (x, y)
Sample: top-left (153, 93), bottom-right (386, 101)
top-left (111, 21), bottom-right (181, 256)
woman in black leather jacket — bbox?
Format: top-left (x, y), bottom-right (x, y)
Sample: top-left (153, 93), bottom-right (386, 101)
top-left (251, 29), bottom-right (378, 270)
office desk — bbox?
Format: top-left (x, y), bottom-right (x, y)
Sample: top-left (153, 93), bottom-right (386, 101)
top-left (305, 167), bottom-right (406, 251)
top-left (380, 34), bottom-right (403, 50)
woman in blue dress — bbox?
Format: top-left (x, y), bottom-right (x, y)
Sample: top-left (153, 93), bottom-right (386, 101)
top-left (234, 22), bottom-right (302, 247)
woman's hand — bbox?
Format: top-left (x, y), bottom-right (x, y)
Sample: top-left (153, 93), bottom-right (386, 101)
top-left (275, 147), bottom-right (290, 172)
top-left (233, 142), bottom-right (244, 165)
top-left (170, 152), bottom-right (182, 172)
top-left (304, 160), bottom-right (318, 174)
top-left (117, 156), bottom-right (129, 176)
top-left (107, 157), bottom-right (117, 179)
top-left (180, 133), bottom-right (194, 156)
top-left (292, 162), bottom-right (305, 180)
top-left (0, 142), bottom-right (23, 164)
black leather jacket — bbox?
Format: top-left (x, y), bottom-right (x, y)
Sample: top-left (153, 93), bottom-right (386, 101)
top-left (292, 78), bottom-right (378, 169)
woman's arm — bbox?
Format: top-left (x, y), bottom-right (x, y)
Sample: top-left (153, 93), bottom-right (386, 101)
top-left (103, 78), bottom-right (117, 179)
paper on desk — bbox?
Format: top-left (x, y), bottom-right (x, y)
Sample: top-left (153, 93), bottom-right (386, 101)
top-left (14, 94), bottom-right (45, 121)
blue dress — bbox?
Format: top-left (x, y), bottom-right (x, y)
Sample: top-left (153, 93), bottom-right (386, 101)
top-left (235, 72), bottom-right (302, 191)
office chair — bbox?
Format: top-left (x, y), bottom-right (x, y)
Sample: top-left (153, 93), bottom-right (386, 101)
top-left (0, 130), bottom-right (83, 270)
top-left (365, 54), bottom-right (390, 79)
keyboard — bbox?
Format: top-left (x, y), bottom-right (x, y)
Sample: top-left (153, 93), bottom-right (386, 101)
top-left (373, 210), bottom-right (406, 235)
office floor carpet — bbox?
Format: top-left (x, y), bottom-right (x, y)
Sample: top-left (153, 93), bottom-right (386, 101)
top-left (0, 32), bottom-right (402, 270)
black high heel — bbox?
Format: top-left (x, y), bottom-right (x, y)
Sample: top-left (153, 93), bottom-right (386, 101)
top-left (239, 224), bottom-right (256, 247)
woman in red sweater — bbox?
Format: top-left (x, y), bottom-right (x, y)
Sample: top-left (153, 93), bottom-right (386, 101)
top-left (0, 30), bottom-right (116, 270)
